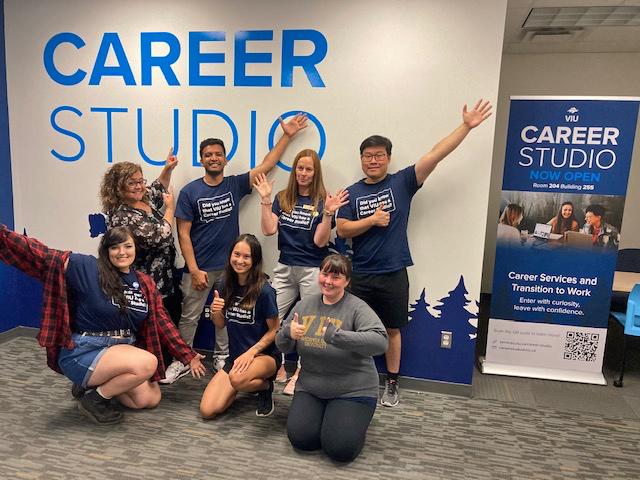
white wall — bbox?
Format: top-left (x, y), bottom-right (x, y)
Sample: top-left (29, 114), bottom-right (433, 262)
top-left (482, 52), bottom-right (640, 293)
top-left (5, 0), bottom-right (506, 318)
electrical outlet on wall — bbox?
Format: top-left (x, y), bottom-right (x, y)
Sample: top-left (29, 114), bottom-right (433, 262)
top-left (440, 331), bottom-right (452, 349)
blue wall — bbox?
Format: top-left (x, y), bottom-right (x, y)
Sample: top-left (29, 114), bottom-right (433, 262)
top-left (0, 0), bottom-right (42, 333)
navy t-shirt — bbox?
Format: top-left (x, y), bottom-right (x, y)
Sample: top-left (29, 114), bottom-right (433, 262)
top-left (337, 165), bottom-right (421, 274)
top-left (65, 253), bottom-right (149, 333)
top-left (219, 281), bottom-right (279, 361)
top-left (273, 194), bottom-right (332, 267)
top-left (175, 173), bottom-right (252, 271)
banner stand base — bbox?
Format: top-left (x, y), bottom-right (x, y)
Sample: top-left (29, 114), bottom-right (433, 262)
top-left (479, 356), bottom-right (607, 385)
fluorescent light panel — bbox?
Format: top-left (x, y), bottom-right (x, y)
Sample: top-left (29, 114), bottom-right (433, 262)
top-left (523, 6), bottom-right (640, 28)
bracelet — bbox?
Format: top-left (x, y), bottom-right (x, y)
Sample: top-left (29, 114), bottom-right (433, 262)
top-left (261, 200), bottom-right (272, 206)
top-left (323, 209), bottom-right (334, 216)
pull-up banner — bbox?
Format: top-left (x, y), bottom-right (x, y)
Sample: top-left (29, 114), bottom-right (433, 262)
top-left (483, 96), bottom-right (640, 384)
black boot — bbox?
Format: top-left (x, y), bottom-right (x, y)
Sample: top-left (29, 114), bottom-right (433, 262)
top-left (71, 383), bottom-right (87, 399)
top-left (78, 389), bottom-right (124, 425)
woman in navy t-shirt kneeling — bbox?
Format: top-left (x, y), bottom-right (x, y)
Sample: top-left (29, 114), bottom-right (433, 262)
top-left (0, 225), bottom-right (206, 426)
top-left (199, 234), bottom-right (280, 418)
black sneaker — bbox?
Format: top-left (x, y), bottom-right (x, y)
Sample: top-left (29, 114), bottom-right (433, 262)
top-left (256, 380), bottom-right (274, 417)
top-left (78, 390), bottom-right (124, 425)
top-left (71, 383), bottom-right (87, 399)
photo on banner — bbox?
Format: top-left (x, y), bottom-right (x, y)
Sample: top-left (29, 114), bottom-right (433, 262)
top-left (483, 96), bottom-right (640, 384)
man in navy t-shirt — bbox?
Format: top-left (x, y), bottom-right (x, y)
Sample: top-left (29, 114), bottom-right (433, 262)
top-left (160, 114), bottom-right (308, 384)
top-left (337, 100), bottom-right (492, 406)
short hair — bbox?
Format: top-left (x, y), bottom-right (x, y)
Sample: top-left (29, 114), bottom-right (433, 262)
top-left (199, 138), bottom-right (226, 158)
top-left (320, 254), bottom-right (352, 280)
top-left (359, 135), bottom-right (392, 156)
top-left (585, 204), bottom-right (605, 218)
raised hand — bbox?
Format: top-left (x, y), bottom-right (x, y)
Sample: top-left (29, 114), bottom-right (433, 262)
top-left (279, 113), bottom-right (308, 138)
top-left (463, 99), bottom-right (492, 129)
top-left (290, 313), bottom-right (305, 340)
top-left (211, 289), bottom-right (225, 313)
top-left (370, 203), bottom-right (390, 227)
top-left (191, 270), bottom-right (209, 291)
top-left (189, 353), bottom-right (207, 379)
top-left (164, 147), bottom-right (179, 171)
top-left (253, 173), bottom-right (274, 201)
top-left (324, 189), bottom-right (349, 214)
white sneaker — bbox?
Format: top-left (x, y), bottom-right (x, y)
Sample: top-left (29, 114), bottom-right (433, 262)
top-left (213, 356), bottom-right (228, 372)
top-left (159, 360), bottom-right (190, 384)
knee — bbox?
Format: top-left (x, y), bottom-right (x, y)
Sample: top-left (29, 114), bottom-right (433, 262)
top-left (144, 388), bottom-right (161, 409)
top-left (228, 372), bottom-right (248, 391)
top-left (386, 327), bottom-right (400, 338)
top-left (199, 402), bottom-right (221, 420)
top-left (287, 422), bottom-right (321, 452)
top-left (323, 441), bottom-right (361, 463)
top-left (137, 353), bottom-right (158, 378)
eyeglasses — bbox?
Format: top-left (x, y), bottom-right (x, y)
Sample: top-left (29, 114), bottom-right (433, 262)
top-left (125, 178), bottom-right (147, 188)
top-left (361, 153), bottom-right (388, 161)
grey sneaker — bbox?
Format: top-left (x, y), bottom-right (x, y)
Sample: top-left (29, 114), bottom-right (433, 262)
top-left (380, 380), bottom-right (399, 407)
top-left (213, 356), bottom-right (228, 372)
top-left (159, 360), bottom-right (190, 384)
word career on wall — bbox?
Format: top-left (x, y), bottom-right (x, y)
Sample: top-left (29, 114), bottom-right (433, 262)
top-left (44, 30), bottom-right (328, 170)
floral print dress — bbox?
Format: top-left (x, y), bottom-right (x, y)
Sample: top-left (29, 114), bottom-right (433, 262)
top-left (108, 180), bottom-right (176, 297)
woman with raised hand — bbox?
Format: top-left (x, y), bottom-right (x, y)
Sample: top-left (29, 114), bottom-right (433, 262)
top-left (276, 254), bottom-right (388, 462)
top-left (199, 234), bottom-right (280, 418)
top-left (100, 150), bottom-right (182, 370)
top-left (253, 149), bottom-right (348, 394)
top-left (0, 225), bottom-right (205, 425)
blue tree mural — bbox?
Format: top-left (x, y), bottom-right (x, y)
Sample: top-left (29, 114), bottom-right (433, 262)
top-left (397, 276), bottom-right (478, 385)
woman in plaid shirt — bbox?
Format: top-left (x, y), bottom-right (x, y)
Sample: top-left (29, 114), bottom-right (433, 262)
top-left (0, 224), bottom-right (205, 425)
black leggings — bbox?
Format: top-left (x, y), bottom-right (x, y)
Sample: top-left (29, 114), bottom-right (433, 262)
top-left (286, 390), bottom-right (376, 462)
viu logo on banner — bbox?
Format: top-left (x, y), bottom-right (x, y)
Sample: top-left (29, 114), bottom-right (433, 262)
top-left (502, 99), bottom-right (639, 196)
top-left (566, 107), bottom-right (579, 123)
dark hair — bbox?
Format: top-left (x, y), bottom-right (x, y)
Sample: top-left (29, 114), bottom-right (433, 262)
top-left (359, 135), bottom-right (392, 155)
top-left (585, 204), bottom-right (605, 218)
top-left (199, 138), bottom-right (226, 158)
top-left (222, 234), bottom-right (265, 311)
top-left (319, 254), bottom-right (352, 281)
top-left (551, 201), bottom-right (579, 235)
top-left (98, 227), bottom-right (135, 311)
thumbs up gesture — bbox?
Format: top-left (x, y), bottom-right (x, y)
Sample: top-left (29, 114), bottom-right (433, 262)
top-left (211, 289), bottom-right (225, 313)
top-left (370, 202), bottom-right (390, 227)
top-left (290, 312), bottom-right (305, 340)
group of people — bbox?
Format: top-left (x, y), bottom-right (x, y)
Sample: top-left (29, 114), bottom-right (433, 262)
top-left (497, 201), bottom-right (620, 248)
top-left (1, 100), bottom-right (492, 462)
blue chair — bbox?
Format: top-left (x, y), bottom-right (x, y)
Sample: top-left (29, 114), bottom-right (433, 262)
top-left (611, 283), bottom-right (640, 387)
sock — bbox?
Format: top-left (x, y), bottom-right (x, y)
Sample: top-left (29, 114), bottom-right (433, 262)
top-left (387, 372), bottom-right (399, 383)
top-left (96, 386), bottom-right (113, 400)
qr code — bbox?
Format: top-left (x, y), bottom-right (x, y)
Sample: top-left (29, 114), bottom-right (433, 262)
top-left (564, 331), bottom-right (599, 362)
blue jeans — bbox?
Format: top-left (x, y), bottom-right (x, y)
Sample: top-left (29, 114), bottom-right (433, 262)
top-left (58, 333), bottom-right (136, 387)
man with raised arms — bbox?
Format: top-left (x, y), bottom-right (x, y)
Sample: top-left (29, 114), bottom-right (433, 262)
top-left (337, 100), bottom-right (492, 406)
top-left (161, 114), bottom-right (308, 384)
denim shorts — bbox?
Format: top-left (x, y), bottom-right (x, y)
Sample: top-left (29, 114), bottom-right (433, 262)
top-left (58, 333), bottom-right (136, 387)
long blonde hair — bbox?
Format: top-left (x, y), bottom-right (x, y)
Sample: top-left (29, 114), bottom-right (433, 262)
top-left (277, 149), bottom-right (326, 213)
top-left (100, 162), bottom-right (148, 213)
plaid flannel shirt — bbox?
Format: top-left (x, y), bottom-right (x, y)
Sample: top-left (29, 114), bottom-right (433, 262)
top-left (0, 225), bottom-right (196, 382)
